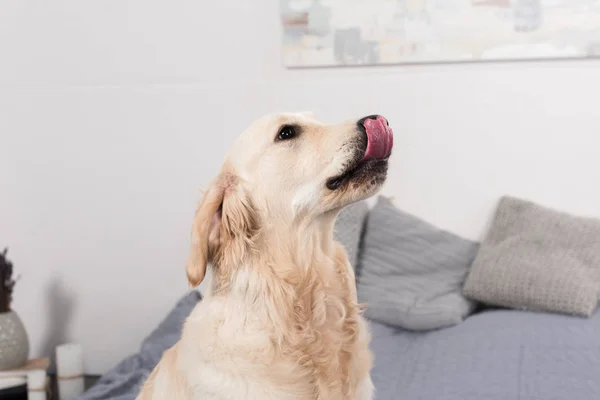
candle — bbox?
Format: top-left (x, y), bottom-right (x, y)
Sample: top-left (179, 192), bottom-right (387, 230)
top-left (56, 343), bottom-right (84, 400)
top-left (27, 370), bottom-right (47, 400)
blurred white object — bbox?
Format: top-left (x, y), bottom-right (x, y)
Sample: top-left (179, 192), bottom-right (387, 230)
top-left (0, 376), bottom-right (26, 390)
top-left (56, 343), bottom-right (84, 400)
top-left (27, 369), bottom-right (47, 400)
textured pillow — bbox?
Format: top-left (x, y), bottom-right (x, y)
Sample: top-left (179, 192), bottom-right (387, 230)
top-left (357, 197), bottom-right (479, 331)
top-left (463, 196), bottom-right (600, 317)
top-left (334, 200), bottom-right (369, 270)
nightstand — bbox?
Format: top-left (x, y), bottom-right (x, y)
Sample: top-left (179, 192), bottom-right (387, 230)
top-left (0, 374), bottom-right (100, 400)
top-left (48, 373), bottom-right (101, 399)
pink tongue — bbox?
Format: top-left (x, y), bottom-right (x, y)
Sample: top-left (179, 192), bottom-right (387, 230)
top-left (363, 116), bottom-right (394, 160)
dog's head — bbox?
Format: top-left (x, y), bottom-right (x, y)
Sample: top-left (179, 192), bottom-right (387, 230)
top-left (186, 112), bottom-right (394, 286)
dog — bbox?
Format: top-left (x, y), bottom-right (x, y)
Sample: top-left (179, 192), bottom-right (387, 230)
top-left (136, 112), bottom-right (394, 399)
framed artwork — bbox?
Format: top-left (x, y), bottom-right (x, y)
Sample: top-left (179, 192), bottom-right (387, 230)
top-left (280, 0), bottom-right (600, 67)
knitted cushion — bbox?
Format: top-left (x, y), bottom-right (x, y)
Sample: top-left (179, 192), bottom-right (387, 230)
top-left (463, 196), bottom-right (600, 317)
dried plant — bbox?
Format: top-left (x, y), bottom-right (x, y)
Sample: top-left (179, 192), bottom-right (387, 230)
top-left (0, 248), bottom-right (16, 313)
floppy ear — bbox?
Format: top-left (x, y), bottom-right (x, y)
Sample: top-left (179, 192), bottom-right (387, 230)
top-left (186, 181), bottom-right (224, 287)
top-left (186, 174), bottom-right (259, 287)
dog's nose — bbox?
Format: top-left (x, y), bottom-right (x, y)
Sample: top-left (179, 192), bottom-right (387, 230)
top-left (357, 114), bottom-right (389, 128)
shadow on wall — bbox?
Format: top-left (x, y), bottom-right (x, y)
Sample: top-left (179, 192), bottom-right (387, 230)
top-left (39, 276), bottom-right (76, 372)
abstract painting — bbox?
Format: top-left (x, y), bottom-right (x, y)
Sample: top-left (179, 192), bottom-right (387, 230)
top-left (280, 0), bottom-right (600, 67)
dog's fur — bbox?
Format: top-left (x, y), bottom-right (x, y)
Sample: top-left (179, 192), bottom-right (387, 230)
top-left (137, 112), bottom-right (391, 399)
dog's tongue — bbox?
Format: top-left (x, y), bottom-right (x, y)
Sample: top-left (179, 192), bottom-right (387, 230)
top-left (363, 116), bottom-right (394, 160)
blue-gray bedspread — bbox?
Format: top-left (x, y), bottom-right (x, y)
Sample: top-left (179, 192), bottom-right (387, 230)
top-left (77, 292), bottom-right (600, 400)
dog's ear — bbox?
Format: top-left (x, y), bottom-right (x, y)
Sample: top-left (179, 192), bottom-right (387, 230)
top-left (185, 179), bottom-right (223, 287)
top-left (186, 173), bottom-right (259, 287)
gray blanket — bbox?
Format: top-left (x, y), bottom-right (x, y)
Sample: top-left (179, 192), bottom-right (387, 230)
top-left (370, 308), bottom-right (600, 399)
top-left (78, 292), bottom-right (600, 400)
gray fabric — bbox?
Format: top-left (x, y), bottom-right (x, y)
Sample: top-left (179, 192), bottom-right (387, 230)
top-left (369, 309), bottom-right (600, 400)
top-left (75, 290), bottom-right (202, 400)
top-left (78, 280), bottom-right (600, 400)
top-left (463, 196), bottom-right (600, 317)
top-left (357, 197), bottom-right (478, 330)
top-left (334, 200), bottom-right (369, 270)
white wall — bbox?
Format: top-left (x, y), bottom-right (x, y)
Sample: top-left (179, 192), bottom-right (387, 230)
top-left (2, 1), bottom-right (600, 374)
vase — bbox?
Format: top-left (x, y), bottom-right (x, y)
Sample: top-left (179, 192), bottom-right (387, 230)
top-left (0, 310), bottom-right (29, 370)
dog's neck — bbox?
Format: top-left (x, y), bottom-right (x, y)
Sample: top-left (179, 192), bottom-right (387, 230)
top-left (266, 212), bottom-right (338, 266)
top-left (205, 210), bottom-right (359, 397)
top-left (209, 209), bottom-right (343, 302)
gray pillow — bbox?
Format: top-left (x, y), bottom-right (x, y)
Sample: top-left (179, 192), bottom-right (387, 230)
top-left (334, 200), bottom-right (369, 270)
top-left (357, 197), bottom-right (478, 331)
top-left (463, 196), bottom-right (600, 317)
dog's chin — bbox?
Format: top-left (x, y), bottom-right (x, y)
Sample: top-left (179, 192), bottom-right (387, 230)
top-left (326, 157), bottom-right (389, 196)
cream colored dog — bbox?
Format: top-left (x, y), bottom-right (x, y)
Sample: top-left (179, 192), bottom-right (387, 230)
top-left (137, 112), bottom-right (394, 400)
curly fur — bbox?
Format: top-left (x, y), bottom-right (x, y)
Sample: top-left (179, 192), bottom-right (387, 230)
top-left (137, 112), bottom-right (382, 400)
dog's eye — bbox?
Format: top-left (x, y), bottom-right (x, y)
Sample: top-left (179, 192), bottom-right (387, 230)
top-left (276, 125), bottom-right (298, 141)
